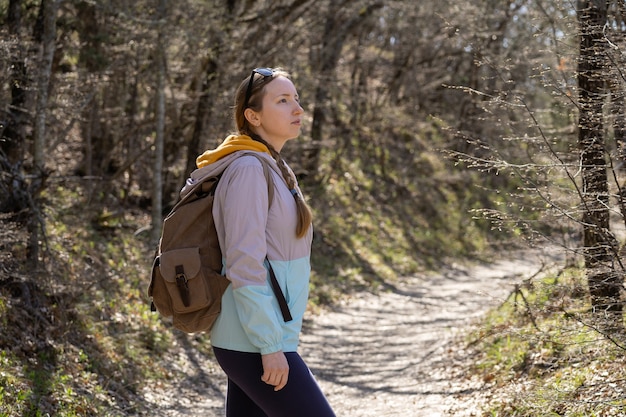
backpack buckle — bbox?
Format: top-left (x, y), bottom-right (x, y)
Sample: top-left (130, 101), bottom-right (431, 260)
top-left (175, 265), bottom-right (191, 307)
top-left (175, 271), bottom-right (187, 283)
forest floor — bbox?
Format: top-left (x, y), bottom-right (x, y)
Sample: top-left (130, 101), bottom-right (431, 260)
top-left (141, 246), bottom-right (565, 416)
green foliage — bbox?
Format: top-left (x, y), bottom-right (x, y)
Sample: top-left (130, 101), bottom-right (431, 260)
top-left (468, 267), bottom-right (626, 416)
top-left (0, 189), bottom-right (178, 415)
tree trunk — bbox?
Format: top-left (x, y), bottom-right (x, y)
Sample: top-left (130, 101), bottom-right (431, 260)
top-left (577, 0), bottom-right (623, 317)
top-left (1, 0), bottom-right (30, 215)
top-left (185, 56), bottom-right (219, 178)
top-left (614, 87), bottom-right (626, 231)
top-left (75, 0), bottom-right (102, 192)
top-left (2, 0), bottom-right (27, 166)
top-left (33, 0), bottom-right (58, 173)
top-left (151, 0), bottom-right (167, 244)
top-left (28, 0), bottom-right (59, 264)
top-left (610, 1), bottom-right (626, 231)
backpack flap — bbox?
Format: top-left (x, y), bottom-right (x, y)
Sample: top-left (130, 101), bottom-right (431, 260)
top-left (159, 247), bottom-right (210, 314)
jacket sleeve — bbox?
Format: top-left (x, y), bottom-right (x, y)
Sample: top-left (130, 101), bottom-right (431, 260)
top-left (217, 157), bottom-right (284, 354)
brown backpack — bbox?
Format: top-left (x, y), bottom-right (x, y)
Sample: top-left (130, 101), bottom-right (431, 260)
top-left (148, 152), bottom-right (291, 333)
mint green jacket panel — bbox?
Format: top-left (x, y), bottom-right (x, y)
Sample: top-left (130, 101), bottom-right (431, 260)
top-left (209, 153), bottom-right (313, 354)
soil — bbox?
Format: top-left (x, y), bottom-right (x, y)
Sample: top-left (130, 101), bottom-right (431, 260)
top-left (141, 247), bottom-right (565, 417)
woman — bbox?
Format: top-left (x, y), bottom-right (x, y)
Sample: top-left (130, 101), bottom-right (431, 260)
top-left (194, 68), bottom-right (336, 417)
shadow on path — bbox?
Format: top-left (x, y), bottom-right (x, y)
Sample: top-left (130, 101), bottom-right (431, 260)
top-left (299, 247), bottom-right (564, 416)
top-left (140, 332), bottom-right (226, 416)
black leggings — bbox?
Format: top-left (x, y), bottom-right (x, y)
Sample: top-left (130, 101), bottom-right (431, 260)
top-left (213, 347), bottom-right (336, 417)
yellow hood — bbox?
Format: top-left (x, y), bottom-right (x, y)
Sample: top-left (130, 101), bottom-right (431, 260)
top-left (196, 134), bottom-right (271, 168)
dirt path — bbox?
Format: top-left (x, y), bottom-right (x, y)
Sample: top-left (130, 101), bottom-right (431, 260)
top-left (142, 247), bottom-right (564, 416)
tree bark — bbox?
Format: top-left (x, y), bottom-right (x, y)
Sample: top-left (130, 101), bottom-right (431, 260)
top-left (2, 0), bottom-right (27, 166)
top-left (614, 88), bottom-right (626, 231)
top-left (27, 0), bottom-right (59, 264)
top-left (577, 0), bottom-right (623, 316)
top-left (185, 56), bottom-right (219, 179)
top-left (33, 0), bottom-right (58, 173)
top-left (609, 1), bottom-right (626, 231)
top-left (151, 0), bottom-right (167, 244)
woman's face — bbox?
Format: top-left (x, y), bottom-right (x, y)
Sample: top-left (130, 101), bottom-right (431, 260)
top-left (248, 76), bottom-right (304, 151)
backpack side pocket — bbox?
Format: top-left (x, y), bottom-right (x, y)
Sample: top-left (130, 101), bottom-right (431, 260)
top-left (148, 255), bottom-right (174, 317)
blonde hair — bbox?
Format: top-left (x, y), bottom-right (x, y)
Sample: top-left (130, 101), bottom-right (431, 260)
top-left (234, 68), bottom-right (313, 238)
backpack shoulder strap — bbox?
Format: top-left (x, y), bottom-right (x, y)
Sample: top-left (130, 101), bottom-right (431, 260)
top-left (215, 152), bottom-right (291, 322)
top-left (174, 151), bottom-right (275, 210)
top-left (238, 152), bottom-right (292, 322)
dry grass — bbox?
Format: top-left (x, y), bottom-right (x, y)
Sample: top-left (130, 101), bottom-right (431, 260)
top-left (461, 266), bottom-right (626, 416)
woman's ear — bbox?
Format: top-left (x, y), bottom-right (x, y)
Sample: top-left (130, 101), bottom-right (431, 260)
top-left (244, 108), bottom-right (261, 127)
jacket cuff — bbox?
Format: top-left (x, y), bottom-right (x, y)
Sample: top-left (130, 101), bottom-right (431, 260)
top-left (260, 344), bottom-right (283, 355)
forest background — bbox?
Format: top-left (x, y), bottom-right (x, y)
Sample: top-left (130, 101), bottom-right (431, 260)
top-left (1, 0), bottom-right (626, 415)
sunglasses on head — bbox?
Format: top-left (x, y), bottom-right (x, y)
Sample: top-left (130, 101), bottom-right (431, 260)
top-left (243, 67), bottom-right (274, 109)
